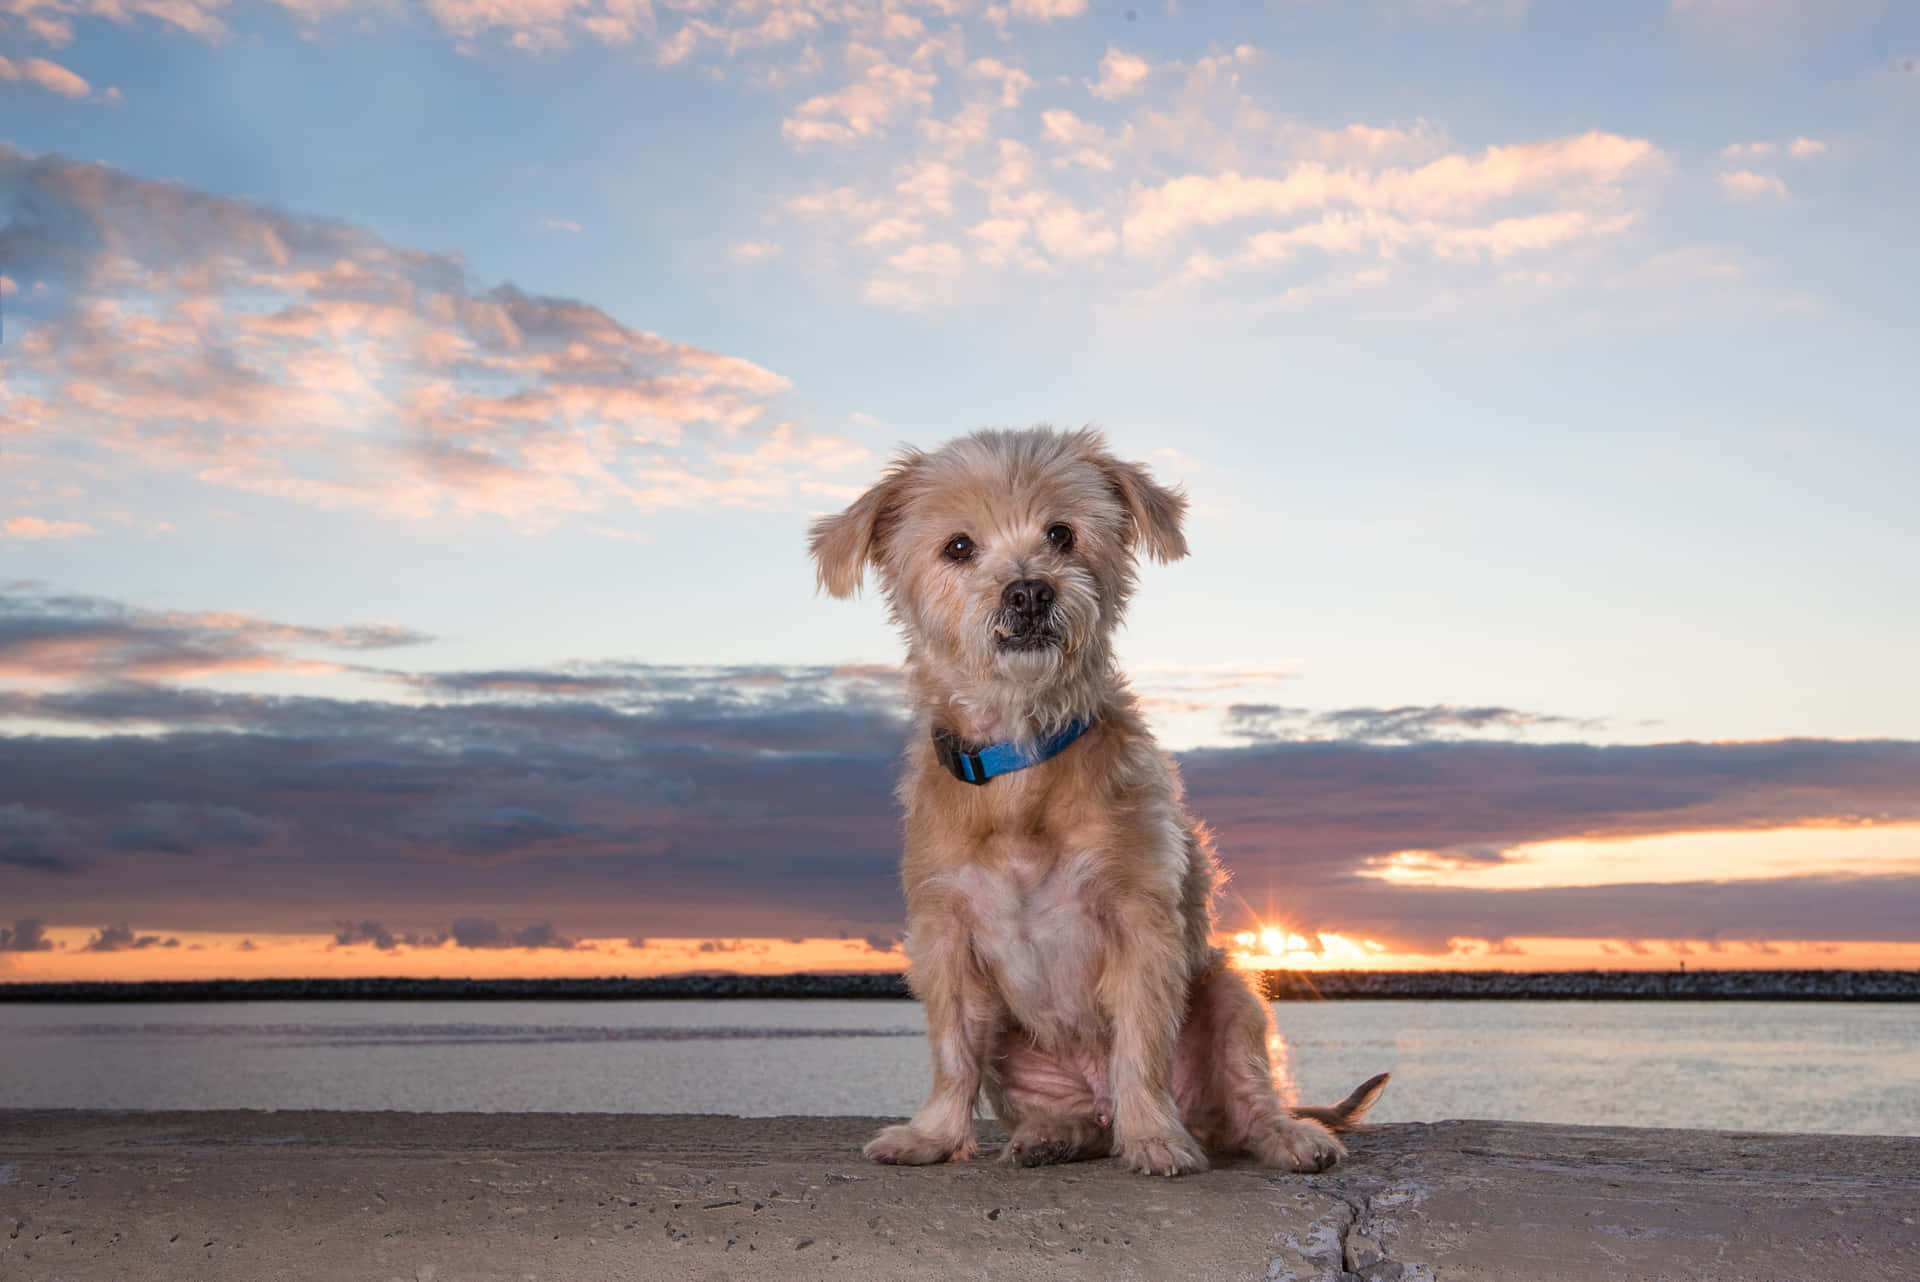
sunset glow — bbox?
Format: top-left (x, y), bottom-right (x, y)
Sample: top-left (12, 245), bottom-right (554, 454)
top-left (1364, 824), bottom-right (1920, 891)
top-left (7, 927), bottom-right (1920, 984)
top-left (1230, 929), bottom-right (1389, 971)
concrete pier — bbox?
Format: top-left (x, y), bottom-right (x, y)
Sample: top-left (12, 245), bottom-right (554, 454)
top-left (2, 1110), bottom-right (1916, 1280)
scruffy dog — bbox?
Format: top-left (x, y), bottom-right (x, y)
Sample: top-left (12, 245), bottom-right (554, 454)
top-left (810, 427), bottom-right (1386, 1177)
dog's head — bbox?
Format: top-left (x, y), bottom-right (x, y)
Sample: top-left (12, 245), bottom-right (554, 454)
top-left (809, 427), bottom-right (1186, 725)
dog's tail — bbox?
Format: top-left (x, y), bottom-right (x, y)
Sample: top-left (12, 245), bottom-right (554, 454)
top-left (1288, 1072), bottom-right (1390, 1132)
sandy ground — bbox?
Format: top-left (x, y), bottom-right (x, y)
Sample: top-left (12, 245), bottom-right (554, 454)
top-left (2, 1110), bottom-right (1917, 1281)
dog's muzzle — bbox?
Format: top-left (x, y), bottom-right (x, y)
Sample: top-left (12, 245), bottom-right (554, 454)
top-left (995, 578), bottom-right (1061, 651)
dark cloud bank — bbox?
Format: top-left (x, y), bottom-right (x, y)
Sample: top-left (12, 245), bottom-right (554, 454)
top-left (3, 586), bottom-right (1919, 954)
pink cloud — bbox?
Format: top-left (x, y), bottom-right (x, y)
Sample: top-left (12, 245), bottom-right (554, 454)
top-left (1718, 168), bottom-right (1789, 200)
top-left (782, 59), bottom-right (936, 144)
top-left (0, 53), bottom-right (90, 97)
top-left (1089, 46), bottom-right (1150, 100)
top-left (2, 516), bottom-right (95, 540)
top-left (1124, 132), bottom-right (1663, 251)
top-left (1, 146), bottom-right (864, 526)
top-left (1011, 0), bottom-right (1086, 21)
top-left (0, 584), bottom-right (431, 683)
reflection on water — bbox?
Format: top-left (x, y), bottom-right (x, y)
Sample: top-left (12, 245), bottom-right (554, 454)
top-left (1, 999), bottom-right (1914, 1135)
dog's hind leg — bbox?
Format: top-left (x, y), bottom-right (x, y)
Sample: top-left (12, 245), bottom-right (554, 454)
top-left (1178, 956), bottom-right (1346, 1173)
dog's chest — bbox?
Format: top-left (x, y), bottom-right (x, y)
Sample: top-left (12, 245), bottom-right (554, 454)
top-left (949, 848), bottom-right (1106, 1046)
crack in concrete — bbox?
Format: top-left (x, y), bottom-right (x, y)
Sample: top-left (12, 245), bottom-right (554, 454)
top-left (1269, 1143), bottom-right (1439, 1282)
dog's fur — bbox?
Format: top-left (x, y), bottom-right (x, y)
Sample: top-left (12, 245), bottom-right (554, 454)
top-left (810, 426), bottom-right (1386, 1176)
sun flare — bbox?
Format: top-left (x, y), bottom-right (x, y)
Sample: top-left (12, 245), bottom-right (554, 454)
top-left (1228, 926), bottom-right (1389, 971)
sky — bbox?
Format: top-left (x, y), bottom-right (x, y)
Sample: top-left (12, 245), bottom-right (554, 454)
top-left (3, 0), bottom-right (1918, 980)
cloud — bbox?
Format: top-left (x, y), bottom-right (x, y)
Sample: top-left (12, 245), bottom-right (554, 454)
top-left (782, 59), bottom-right (936, 144)
top-left (1011, 0), bottom-right (1087, 21)
top-left (0, 801), bottom-right (83, 873)
top-left (1, 146), bottom-right (860, 527)
top-left (1182, 737), bottom-right (1920, 891)
top-left (638, 18), bottom-right (1668, 309)
top-left (1226, 703), bottom-right (1603, 743)
top-left (540, 217), bottom-right (583, 233)
top-left (5, 592), bottom-right (1918, 951)
top-left (794, 109), bottom-right (1662, 306)
top-left (1718, 168), bottom-right (1788, 200)
top-left (82, 922), bottom-right (179, 951)
top-left (966, 57), bottom-right (1033, 110)
top-left (1721, 137), bottom-right (1826, 160)
top-left (2, 517), bottom-right (95, 540)
top-left (0, 916), bottom-right (55, 951)
top-left (1090, 47), bottom-right (1151, 100)
top-left (0, 659), bottom-right (905, 939)
top-left (109, 802), bottom-right (276, 854)
top-left (1227, 209), bottom-right (1639, 269)
top-left (3, 0), bottom-right (229, 45)
top-left (0, 0), bottom-right (766, 56)
top-left (1123, 132), bottom-right (1663, 251)
top-left (886, 241), bottom-right (965, 275)
top-left (0, 583), bottom-right (430, 683)
top-left (1275, 874), bottom-right (1920, 955)
top-left (0, 54), bottom-right (90, 98)
top-left (1034, 206), bottom-right (1118, 259)
top-left (450, 917), bottom-right (577, 949)
top-left (731, 240), bottom-right (782, 263)
top-left (333, 919), bottom-right (400, 950)
top-left (0, 0), bottom-right (959, 70)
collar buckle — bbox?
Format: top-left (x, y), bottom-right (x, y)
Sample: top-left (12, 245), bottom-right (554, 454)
top-left (932, 727), bottom-right (991, 785)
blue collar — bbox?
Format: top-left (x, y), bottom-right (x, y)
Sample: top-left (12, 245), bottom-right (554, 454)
top-left (931, 717), bottom-right (1095, 786)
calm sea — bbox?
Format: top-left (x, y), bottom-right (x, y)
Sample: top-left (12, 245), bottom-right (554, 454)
top-left (2, 999), bottom-right (1914, 1136)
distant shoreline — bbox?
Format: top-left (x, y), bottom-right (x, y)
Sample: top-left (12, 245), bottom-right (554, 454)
top-left (2, 969), bottom-right (1917, 1002)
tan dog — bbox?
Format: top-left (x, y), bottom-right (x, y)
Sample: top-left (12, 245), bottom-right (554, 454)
top-left (810, 427), bottom-right (1386, 1176)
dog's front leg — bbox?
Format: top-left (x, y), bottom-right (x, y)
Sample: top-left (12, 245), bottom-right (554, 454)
top-left (865, 916), bottom-right (995, 1165)
top-left (1100, 899), bottom-right (1208, 1176)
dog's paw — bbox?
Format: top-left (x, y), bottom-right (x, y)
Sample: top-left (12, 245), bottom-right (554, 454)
top-left (1250, 1117), bottom-right (1344, 1174)
top-left (1119, 1129), bottom-right (1208, 1177)
top-left (863, 1124), bottom-right (970, 1166)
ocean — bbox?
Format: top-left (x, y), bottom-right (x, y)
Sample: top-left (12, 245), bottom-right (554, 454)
top-left (2, 999), bottom-right (1914, 1136)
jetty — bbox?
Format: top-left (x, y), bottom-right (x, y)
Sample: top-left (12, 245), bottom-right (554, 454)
top-left (3, 968), bottom-right (1918, 1003)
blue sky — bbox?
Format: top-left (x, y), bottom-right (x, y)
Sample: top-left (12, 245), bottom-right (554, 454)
top-left (3, 0), bottom-right (1919, 972)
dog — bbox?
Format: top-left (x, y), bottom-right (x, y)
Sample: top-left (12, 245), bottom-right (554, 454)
top-left (809, 426), bottom-right (1387, 1177)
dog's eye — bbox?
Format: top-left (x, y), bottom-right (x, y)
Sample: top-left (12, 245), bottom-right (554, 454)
top-left (943, 535), bottom-right (975, 561)
top-left (1046, 524), bottom-right (1075, 553)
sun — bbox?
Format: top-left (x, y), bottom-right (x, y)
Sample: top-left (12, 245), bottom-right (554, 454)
top-left (1227, 925), bottom-right (1388, 970)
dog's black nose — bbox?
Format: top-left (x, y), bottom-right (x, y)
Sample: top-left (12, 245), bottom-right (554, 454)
top-left (1002, 578), bottom-right (1055, 619)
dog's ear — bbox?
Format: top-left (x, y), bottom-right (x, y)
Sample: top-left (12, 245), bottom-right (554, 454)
top-left (1083, 435), bottom-right (1189, 563)
top-left (808, 451), bottom-right (921, 598)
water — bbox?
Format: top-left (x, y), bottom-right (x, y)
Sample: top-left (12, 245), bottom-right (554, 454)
top-left (1, 1000), bottom-right (1914, 1136)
